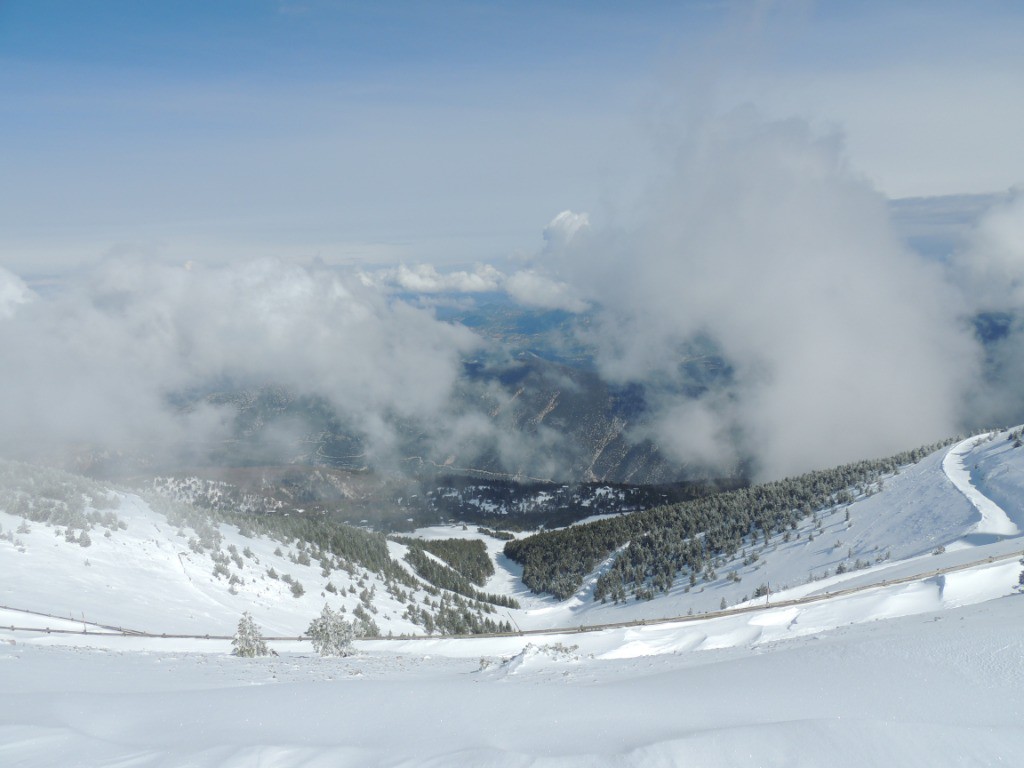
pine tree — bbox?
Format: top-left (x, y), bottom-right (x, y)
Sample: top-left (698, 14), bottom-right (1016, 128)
top-left (232, 611), bottom-right (270, 657)
top-left (306, 603), bottom-right (356, 657)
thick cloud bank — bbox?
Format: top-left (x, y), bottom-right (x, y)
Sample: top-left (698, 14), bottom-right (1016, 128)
top-left (533, 111), bottom-right (983, 479)
top-left (0, 260), bottom-right (480, 466)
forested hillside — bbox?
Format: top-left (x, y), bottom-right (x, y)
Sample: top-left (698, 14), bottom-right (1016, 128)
top-left (505, 439), bottom-right (957, 601)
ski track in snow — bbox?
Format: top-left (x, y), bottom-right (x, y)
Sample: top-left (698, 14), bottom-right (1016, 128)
top-left (943, 433), bottom-right (1022, 538)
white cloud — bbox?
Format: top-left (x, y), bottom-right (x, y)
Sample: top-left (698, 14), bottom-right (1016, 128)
top-left (0, 259), bottom-right (482, 465)
top-left (543, 210), bottom-right (590, 251)
top-left (0, 267), bottom-right (34, 319)
top-left (953, 192), bottom-right (1024, 312)
top-left (504, 270), bottom-right (588, 313)
top-left (362, 256), bottom-right (590, 314)
top-left (951, 192), bottom-right (1024, 426)
top-left (543, 108), bottom-right (981, 479)
top-left (641, 395), bottom-right (740, 474)
top-left (738, 68), bottom-right (1024, 198)
top-left (363, 263), bottom-right (504, 294)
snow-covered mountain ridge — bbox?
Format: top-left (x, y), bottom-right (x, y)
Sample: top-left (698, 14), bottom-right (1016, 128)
top-left (4, 429), bottom-right (1024, 639)
top-left (4, 430), bottom-right (1024, 766)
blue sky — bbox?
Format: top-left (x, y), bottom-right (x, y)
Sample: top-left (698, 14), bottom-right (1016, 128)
top-left (1, 1), bottom-right (1022, 275)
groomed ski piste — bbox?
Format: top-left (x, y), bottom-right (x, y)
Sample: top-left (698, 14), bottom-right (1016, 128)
top-left (3, 429), bottom-right (1024, 766)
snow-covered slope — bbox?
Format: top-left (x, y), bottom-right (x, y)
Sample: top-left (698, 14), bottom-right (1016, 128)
top-left (505, 430), bottom-right (1024, 629)
top-left (0, 474), bottom-right (428, 638)
top-left (4, 431), bottom-right (1024, 637)
top-left (8, 434), bottom-right (1011, 643)
top-left (3, 579), bottom-right (1023, 766)
top-left (3, 430), bottom-right (1024, 766)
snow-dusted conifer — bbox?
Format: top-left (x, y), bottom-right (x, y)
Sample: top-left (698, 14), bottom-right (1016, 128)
top-left (306, 603), bottom-right (355, 657)
top-left (232, 611), bottom-right (270, 657)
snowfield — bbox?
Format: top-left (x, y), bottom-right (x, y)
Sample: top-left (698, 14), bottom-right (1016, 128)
top-left (3, 430), bottom-right (1024, 766)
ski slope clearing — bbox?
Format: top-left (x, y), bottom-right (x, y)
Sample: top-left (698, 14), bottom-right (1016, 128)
top-left (3, 431), bottom-right (1024, 765)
